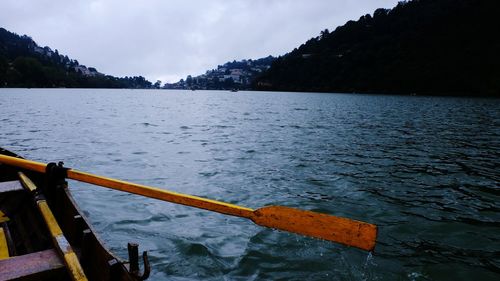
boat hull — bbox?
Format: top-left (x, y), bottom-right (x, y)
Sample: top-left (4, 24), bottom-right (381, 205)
top-left (0, 148), bottom-right (145, 280)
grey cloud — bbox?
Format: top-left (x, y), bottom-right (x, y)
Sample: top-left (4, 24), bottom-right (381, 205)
top-left (0, 0), bottom-right (400, 83)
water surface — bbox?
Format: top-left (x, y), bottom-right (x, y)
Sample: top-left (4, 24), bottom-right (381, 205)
top-left (0, 89), bottom-right (499, 280)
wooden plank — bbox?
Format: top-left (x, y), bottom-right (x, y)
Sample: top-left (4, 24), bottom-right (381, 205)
top-left (18, 172), bottom-right (37, 192)
top-left (0, 228), bottom-right (8, 259)
top-left (0, 180), bottom-right (23, 193)
top-left (0, 249), bottom-right (65, 280)
top-left (15, 210), bottom-right (35, 253)
top-left (0, 211), bottom-right (9, 223)
top-left (18, 172), bottom-right (88, 281)
top-left (1, 223), bottom-right (16, 256)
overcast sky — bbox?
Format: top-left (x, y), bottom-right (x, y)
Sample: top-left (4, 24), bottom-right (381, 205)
top-left (1, 0), bottom-right (400, 83)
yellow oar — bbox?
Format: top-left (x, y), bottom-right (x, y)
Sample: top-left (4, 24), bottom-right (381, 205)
top-left (0, 154), bottom-right (377, 251)
top-left (18, 172), bottom-right (88, 281)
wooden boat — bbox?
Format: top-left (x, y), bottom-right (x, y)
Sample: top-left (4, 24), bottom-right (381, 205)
top-left (0, 148), bottom-right (377, 280)
top-left (0, 147), bottom-right (149, 280)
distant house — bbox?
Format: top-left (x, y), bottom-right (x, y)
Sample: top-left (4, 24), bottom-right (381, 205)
top-left (230, 74), bottom-right (241, 83)
top-left (33, 46), bottom-right (45, 55)
top-left (43, 47), bottom-right (53, 57)
top-left (74, 65), bottom-right (99, 76)
top-left (257, 81), bottom-right (272, 87)
top-left (230, 69), bottom-right (243, 76)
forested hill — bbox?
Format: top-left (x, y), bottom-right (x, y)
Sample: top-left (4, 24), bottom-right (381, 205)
top-left (0, 27), bottom-right (152, 88)
top-left (254, 0), bottom-right (500, 97)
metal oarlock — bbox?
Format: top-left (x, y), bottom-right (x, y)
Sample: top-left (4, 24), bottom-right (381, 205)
top-left (128, 242), bottom-right (151, 280)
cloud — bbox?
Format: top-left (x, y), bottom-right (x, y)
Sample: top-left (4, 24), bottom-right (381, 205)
top-left (0, 0), bottom-right (400, 83)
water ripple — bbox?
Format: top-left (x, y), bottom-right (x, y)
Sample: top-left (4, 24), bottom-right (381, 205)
top-left (0, 89), bottom-right (499, 280)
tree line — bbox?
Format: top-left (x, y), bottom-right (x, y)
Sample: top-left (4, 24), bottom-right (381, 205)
top-left (0, 28), bottom-right (152, 88)
top-left (254, 0), bottom-right (500, 97)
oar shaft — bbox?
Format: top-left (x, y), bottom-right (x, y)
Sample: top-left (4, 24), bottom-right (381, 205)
top-left (68, 170), bottom-right (254, 218)
top-left (0, 154), bottom-right (46, 173)
top-left (0, 154), bottom-right (378, 251)
top-left (0, 154), bottom-right (254, 218)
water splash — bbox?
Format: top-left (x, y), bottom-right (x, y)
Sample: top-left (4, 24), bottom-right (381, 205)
top-left (361, 252), bottom-right (377, 281)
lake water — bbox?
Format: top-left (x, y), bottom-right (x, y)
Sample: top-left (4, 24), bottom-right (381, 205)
top-left (0, 89), bottom-right (499, 280)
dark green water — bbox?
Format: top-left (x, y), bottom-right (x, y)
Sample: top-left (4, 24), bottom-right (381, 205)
top-left (0, 89), bottom-right (499, 280)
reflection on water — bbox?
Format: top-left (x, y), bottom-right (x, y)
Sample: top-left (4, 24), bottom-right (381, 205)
top-left (0, 89), bottom-right (499, 280)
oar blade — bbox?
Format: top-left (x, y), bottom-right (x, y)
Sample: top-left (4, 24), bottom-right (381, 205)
top-left (251, 206), bottom-right (377, 251)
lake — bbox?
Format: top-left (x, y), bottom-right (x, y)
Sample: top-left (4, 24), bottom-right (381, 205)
top-left (0, 89), bottom-right (499, 280)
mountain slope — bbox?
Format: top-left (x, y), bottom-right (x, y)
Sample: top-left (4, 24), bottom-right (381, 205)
top-left (0, 27), bottom-right (152, 88)
top-left (164, 56), bottom-right (275, 90)
top-left (254, 0), bottom-right (500, 96)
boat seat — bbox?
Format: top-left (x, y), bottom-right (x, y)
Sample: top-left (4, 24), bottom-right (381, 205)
top-left (0, 180), bottom-right (24, 194)
top-left (0, 249), bottom-right (66, 280)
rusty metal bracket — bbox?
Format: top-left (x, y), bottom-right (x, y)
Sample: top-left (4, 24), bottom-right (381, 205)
top-left (127, 242), bottom-right (150, 280)
top-left (45, 162), bottom-right (68, 191)
top-left (46, 162), bottom-right (68, 179)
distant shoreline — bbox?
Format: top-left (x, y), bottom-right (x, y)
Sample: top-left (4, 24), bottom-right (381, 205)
top-left (1, 88), bottom-right (497, 99)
